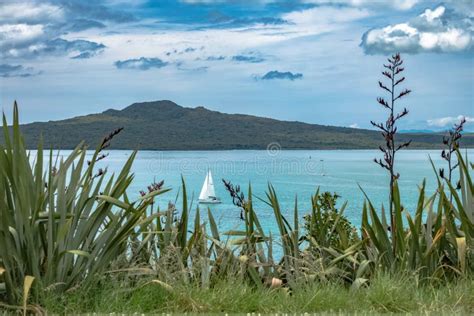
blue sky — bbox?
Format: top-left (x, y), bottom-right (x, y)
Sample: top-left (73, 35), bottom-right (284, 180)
top-left (0, 0), bottom-right (473, 131)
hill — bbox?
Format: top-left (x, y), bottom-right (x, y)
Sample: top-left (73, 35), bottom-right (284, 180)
top-left (3, 100), bottom-right (473, 150)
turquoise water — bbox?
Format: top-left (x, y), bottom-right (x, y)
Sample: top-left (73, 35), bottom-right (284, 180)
top-left (79, 149), bottom-right (471, 237)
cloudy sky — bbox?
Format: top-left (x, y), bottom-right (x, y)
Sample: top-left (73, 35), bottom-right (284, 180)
top-left (0, 0), bottom-right (473, 131)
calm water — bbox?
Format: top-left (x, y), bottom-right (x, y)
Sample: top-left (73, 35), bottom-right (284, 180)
top-left (50, 149), bottom-right (471, 237)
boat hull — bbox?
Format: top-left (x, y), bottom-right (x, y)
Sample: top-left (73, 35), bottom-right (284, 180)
top-left (198, 199), bottom-right (222, 204)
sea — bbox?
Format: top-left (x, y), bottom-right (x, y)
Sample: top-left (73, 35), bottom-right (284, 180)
top-left (62, 148), bottom-right (471, 239)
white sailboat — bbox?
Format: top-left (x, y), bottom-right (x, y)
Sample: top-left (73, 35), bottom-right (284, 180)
top-left (198, 169), bottom-right (221, 204)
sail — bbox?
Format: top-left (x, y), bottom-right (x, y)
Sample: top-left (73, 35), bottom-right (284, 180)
top-left (199, 170), bottom-right (217, 200)
top-left (199, 172), bottom-right (209, 200)
top-left (207, 170), bottom-right (216, 198)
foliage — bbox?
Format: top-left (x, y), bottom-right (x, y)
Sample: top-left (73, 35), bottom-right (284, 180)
top-left (0, 103), bottom-right (168, 304)
top-left (303, 192), bottom-right (359, 250)
top-left (360, 152), bottom-right (473, 279)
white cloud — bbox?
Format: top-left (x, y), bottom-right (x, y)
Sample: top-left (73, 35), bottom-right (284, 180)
top-left (361, 5), bottom-right (473, 54)
top-left (279, 6), bottom-right (370, 38)
top-left (181, 0), bottom-right (419, 10)
top-left (284, 6), bottom-right (370, 26)
top-left (0, 2), bottom-right (64, 24)
top-left (349, 123), bottom-right (360, 128)
top-left (420, 5), bottom-right (444, 22)
top-left (427, 115), bottom-right (474, 127)
top-left (0, 23), bottom-right (106, 59)
top-left (303, 0), bottom-right (419, 10)
top-left (419, 28), bottom-right (471, 51)
top-left (0, 2), bottom-right (114, 60)
top-left (86, 5), bottom-right (370, 66)
top-left (0, 1), bottom-right (370, 63)
top-left (0, 24), bottom-right (45, 49)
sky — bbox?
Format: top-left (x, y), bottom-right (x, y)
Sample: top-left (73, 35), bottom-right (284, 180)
top-left (0, 0), bottom-right (473, 131)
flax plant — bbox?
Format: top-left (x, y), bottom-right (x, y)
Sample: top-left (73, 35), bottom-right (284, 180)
top-left (371, 53), bottom-right (411, 249)
top-left (361, 152), bottom-right (473, 279)
top-left (0, 102), bottom-right (168, 304)
top-left (440, 117), bottom-right (466, 198)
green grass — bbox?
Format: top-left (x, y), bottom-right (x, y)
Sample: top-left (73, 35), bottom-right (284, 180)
top-left (38, 274), bottom-right (473, 314)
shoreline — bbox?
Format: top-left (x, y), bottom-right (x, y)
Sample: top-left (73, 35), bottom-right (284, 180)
top-left (23, 146), bottom-right (474, 151)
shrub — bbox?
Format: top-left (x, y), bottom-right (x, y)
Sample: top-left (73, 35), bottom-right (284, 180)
top-left (303, 192), bottom-right (359, 250)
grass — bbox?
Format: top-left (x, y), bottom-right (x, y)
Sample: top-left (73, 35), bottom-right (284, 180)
top-left (39, 274), bottom-right (473, 314)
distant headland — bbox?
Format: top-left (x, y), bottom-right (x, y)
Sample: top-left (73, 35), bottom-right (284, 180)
top-left (3, 100), bottom-right (473, 150)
